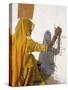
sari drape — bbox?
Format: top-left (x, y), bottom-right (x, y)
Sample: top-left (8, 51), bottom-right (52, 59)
top-left (9, 18), bottom-right (48, 86)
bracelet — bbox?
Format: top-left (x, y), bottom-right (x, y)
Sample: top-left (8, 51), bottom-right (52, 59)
top-left (53, 35), bottom-right (57, 40)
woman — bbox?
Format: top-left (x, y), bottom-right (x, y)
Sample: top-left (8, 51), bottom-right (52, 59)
top-left (38, 29), bottom-right (62, 84)
top-left (9, 18), bottom-right (48, 86)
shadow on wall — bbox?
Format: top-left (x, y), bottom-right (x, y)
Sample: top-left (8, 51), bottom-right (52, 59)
top-left (38, 30), bottom-right (60, 84)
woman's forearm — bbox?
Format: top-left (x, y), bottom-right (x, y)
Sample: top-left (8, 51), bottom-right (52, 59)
top-left (57, 36), bottom-right (60, 51)
top-left (48, 35), bottom-right (57, 48)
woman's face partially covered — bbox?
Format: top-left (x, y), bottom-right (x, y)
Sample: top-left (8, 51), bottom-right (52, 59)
top-left (18, 4), bottom-right (34, 36)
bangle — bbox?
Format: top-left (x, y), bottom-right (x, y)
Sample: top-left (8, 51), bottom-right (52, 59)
top-left (53, 35), bottom-right (57, 39)
top-left (54, 35), bottom-right (57, 37)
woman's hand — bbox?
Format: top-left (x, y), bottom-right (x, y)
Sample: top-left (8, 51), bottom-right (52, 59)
top-left (54, 26), bottom-right (62, 36)
top-left (48, 26), bottom-right (62, 49)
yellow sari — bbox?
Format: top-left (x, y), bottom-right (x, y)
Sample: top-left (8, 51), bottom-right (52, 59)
top-left (9, 18), bottom-right (48, 86)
